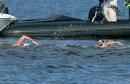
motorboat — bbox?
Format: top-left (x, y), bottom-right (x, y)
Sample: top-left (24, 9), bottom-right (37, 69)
top-left (0, 13), bottom-right (16, 31)
top-left (0, 2), bottom-right (16, 31)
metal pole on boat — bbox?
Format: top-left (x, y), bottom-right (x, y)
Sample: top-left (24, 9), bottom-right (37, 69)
top-left (0, 3), bottom-right (6, 13)
top-left (0, 2), bottom-right (8, 14)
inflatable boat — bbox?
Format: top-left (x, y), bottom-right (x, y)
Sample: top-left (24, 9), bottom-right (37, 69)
top-left (1, 16), bottom-right (130, 38)
top-left (0, 2), bottom-right (130, 38)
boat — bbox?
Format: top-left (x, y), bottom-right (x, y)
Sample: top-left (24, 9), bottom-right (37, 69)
top-left (1, 16), bottom-right (130, 38)
top-left (0, 2), bottom-right (16, 32)
top-left (0, 3), bottom-right (130, 38)
top-left (0, 13), bottom-right (16, 31)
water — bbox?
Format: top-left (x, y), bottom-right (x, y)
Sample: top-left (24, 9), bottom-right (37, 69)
top-left (3, 0), bottom-right (129, 20)
top-left (0, 0), bottom-right (130, 84)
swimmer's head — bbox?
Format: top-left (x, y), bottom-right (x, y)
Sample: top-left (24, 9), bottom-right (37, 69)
top-left (97, 40), bottom-right (105, 46)
top-left (98, 40), bottom-right (105, 44)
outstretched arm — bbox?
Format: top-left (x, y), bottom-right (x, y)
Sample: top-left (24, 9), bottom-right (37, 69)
top-left (12, 35), bottom-right (39, 47)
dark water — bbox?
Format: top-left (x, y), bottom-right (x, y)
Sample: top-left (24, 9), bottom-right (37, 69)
top-left (0, 0), bottom-right (130, 84)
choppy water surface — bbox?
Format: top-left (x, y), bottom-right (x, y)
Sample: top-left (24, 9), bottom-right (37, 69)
top-left (0, 38), bottom-right (130, 84)
top-left (0, 0), bottom-right (130, 84)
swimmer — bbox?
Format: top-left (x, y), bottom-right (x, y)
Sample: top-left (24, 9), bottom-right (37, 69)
top-left (12, 35), bottom-right (39, 47)
top-left (96, 40), bottom-right (124, 48)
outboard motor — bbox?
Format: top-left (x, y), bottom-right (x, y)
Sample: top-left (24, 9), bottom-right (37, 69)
top-left (0, 2), bottom-right (9, 14)
top-left (88, 6), bottom-right (104, 22)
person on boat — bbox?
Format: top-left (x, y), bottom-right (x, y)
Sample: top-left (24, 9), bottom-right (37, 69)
top-left (96, 40), bottom-right (124, 48)
top-left (12, 35), bottom-right (39, 47)
top-left (125, 0), bottom-right (130, 7)
top-left (125, 0), bottom-right (130, 20)
top-left (102, 0), bottom-right (118, 22)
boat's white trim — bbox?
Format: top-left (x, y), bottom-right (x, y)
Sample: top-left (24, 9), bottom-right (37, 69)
top-left (0, 13), bottom-right (16, 20)
top-left (0, 13), bottom-right (16, 31)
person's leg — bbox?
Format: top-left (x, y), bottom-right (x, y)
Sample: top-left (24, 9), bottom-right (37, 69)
top-left (104, 8), bottom-right (111, 22)
top-left (104, 7), bottom-right (117, 22)
top-left (12, 35), bottom-right (39, 47)
top-left (108, 8), bottom-right (117, 22)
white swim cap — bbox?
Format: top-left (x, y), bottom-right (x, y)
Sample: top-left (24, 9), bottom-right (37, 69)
top-left (98, 40), bottom-right (104, 43)
top-left (23, 43), bottom-right (30, 47)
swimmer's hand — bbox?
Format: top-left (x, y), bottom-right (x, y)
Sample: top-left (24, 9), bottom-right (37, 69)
top-left (116, 42), bottom-right (125, 46)
top-left (31, 40), bottom-right (39, 45)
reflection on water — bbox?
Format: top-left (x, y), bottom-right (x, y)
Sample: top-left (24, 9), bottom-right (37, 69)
top-left (0, 38), bottom-right (130, 84)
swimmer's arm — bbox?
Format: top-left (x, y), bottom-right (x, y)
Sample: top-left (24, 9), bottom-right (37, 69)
top-left (95, 43), bottom-right (107, 48)
top-left (116, 42), bottom-right (125, 46)
top-left (31, 40), bottom-right (39, 45)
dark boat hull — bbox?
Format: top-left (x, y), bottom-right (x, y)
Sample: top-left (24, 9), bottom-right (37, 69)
top-left (1, 18), bottom-right (130, 38)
